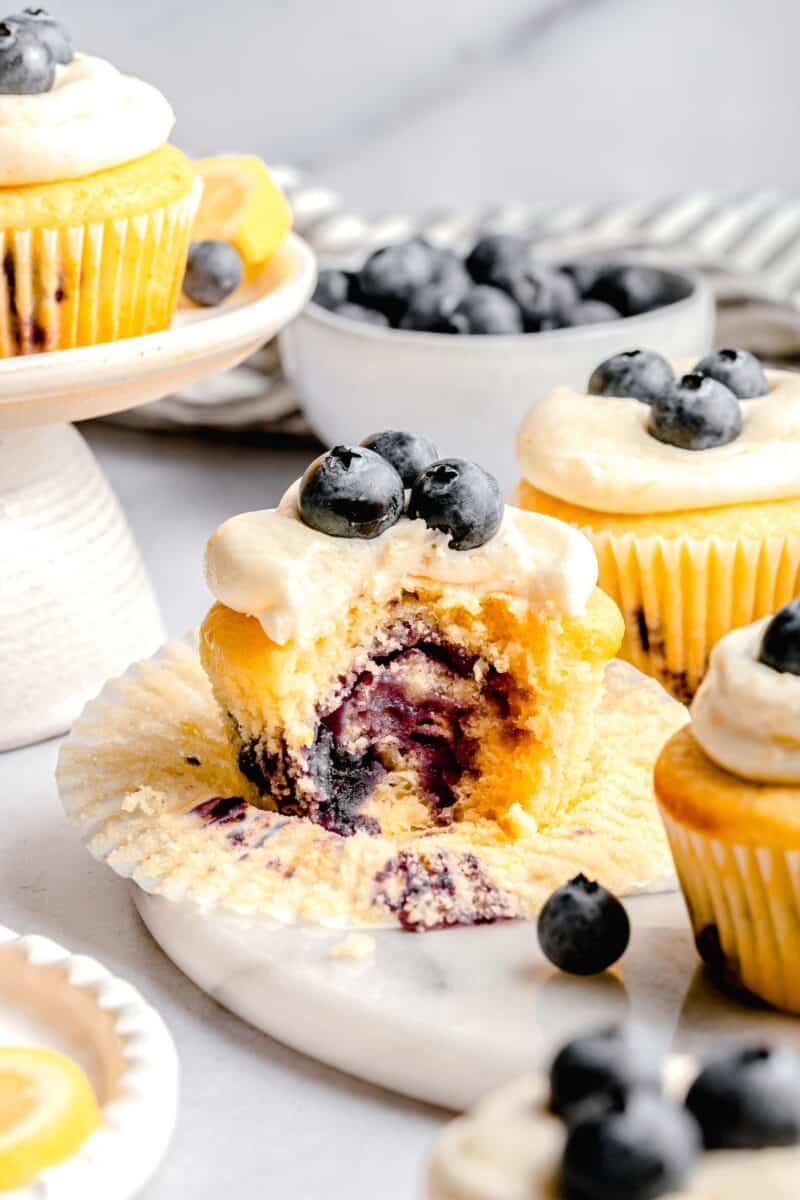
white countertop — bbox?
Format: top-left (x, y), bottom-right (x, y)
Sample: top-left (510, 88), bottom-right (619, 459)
top-left (0, 423), bottom-right (442, 1200)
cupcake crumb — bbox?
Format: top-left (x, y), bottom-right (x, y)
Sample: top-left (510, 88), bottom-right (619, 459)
top-left (328, 933), bottom-right (376, 961)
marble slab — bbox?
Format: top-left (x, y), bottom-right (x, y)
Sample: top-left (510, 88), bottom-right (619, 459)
top-left (134, 886), bottom-right (800, 1112)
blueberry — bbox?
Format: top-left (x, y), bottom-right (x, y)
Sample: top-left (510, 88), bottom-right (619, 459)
top-left (398, 284), bottom-right (462, 333)
top-left (587, 264), bottom-right (673, 316)
top-left (408, 458), bottom-right (503, 550)
top-left (298, 446), bottom-right (404, 539)
top-left (312, 268), bottom-right (351, 311)
top-left (759, 599), bottom-right (800, 676)
top-left (563, 300), bottom-right (621, 327)
top-left (335, 302), bottom-right (390, 327)
top-left (0, 18), bottom-right (53, 92)
top-left (588, 350), bottom-right (674, 404)
top-left (648, 373), bottom-right (742, 450)
top-left (561, 259), bottom-right (610, 296)
top-left (183, 240), bottom-right (243, 306)
top-left (465, 233), bottom-right (529, 284)
top-left (538, 874), bottom-right (630, 976)
top-left (450, 286), bottom-right (523, 335)
top-left (431, 248), bottom-right (471, 296)
top-left (693, 348), bottom-right (769, 399)
top-left (549, 1026), bottom-right (664, 1119)
top-left (686, 1045), bottom-right (800, 1149)
top-left (6, 6), bottom-right (72, 64)
top-left (356, 240), bottom-right (438, 320)
top-left (360, 431), bottom-right (439, 487)
top-left (562, 1090), bottom-right (701, 1200)
top-left (486, 263), bottom-right (576, 331)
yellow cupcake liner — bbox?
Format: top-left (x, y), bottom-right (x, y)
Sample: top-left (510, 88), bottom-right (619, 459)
top-left (592, 529), bottom-right (800, 702)
top-left (0, 179), bottom-right (201, 355)
top-left (56, 637), bottom-right (684, 930)
top-left (661, 808), bottom-right (800, 1012)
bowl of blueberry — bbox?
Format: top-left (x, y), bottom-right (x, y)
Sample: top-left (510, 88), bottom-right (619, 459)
top-left (280, 234), bottom-right (713, 484)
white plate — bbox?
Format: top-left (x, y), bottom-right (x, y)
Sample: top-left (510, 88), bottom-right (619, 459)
top-left (0, 923), bottom-right (178, 1199)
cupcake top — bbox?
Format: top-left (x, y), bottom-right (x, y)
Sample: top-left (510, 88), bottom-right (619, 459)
top-left (0, 11), bottom-right (174, 185)
top-left (691, 601), bottom-right (800, 784)
top-left (516, 349), bottom-right (800, 515)
top-left (205, 434), bottom-right (598, 646)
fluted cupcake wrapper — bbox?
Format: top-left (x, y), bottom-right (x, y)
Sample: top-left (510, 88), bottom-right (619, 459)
top-left (0, 179), bottom-right (201, 355)
top-left (592, 529), bottom-right (800, 703)
top-left (661, 808), bottom-right (800, 1013)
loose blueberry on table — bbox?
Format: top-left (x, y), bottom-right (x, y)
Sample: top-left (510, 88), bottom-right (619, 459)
top-left (310, 235), bottom-right (680, 333)
top-left (182, 240), bottom-right (244, 307)
top-left (549, 1025), bottom-right (663, 1118)
top-left (759, 599), bottom-right (800, 675)
top-left (537, 873), bottom-right (630, 975)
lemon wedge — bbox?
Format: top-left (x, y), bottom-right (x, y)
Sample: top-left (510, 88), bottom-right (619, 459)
top-left (193, 154), bottom-right (292, 273)
top-left (0, 1047), bottom-right (101, 1191)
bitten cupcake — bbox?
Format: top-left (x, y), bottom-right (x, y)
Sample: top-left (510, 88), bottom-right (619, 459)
top-left (656, 600), bottom-right (800, 1012)
top-left (0, 8), bottom-right (200, 354)
top-left (515, 348), bottom-right (800, 701)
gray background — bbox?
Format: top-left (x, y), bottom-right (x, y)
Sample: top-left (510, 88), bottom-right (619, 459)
top-left (68, 0), bottom-right (799, 210)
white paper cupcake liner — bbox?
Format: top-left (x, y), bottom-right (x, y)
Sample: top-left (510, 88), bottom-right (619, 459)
top-left (0, 180), bottom-right (200, 355)
top-left (661, 810), bottom-right (800, 1013)
top-left (57, 637), bottom-right (684, 931)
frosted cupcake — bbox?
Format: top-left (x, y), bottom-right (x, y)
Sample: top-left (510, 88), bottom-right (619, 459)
top-left (0, 9), bottom-right (200, 354)
top-left (656, 600), bottom-right (800, 1012)
top-left (515, 347), bottom-right (800, 701)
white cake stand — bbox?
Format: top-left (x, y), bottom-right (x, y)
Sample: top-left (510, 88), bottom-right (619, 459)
top-left (0, 233), bottom-right (316, 751)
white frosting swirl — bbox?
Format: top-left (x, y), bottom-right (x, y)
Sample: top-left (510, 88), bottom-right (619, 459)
top-left (0, 53), bottom-right (175, 185)
top-left (205, 483), bottom-right (598, 646)
top-left (691, 618), bottom-right (800, 783)
top-left (516, 368), bottom-right (800, 515)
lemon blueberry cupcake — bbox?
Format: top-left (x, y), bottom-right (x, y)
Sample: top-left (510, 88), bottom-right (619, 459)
top-left (515, 348), bottom-right (800, 702)
top-left (202, 434), bottom-right (624, 838)
top-left (656, 599), bottom-right (800, 1012)
top-left (428, 1024), bottom-right (800, 1200)
top-left (0, 8), bottom-right (200, 354)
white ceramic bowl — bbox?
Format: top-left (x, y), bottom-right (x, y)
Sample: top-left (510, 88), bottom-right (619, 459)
top-left (280, 268), bottom-right (714, 487)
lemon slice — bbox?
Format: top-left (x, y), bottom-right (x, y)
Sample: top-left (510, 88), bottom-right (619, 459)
top-left (193, 154), bottom-right (292, 273)
top-left (0, 1047), bottom-right (101, 1191)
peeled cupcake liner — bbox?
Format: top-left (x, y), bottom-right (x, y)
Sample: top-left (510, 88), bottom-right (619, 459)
top-left (661, 808), bottom-right (800, 1013)
top-left (592, 527), bottom-right (800, 703)
top-left (0, 179), bottom-right (201, 355)
top-left (57, 635), bottom-right (683, 931)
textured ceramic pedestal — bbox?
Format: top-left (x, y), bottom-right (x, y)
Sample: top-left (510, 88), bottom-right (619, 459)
top-left (0, 234), bottom-right (316, 750)
top-left (134, 887), bottom-right (800, 1112)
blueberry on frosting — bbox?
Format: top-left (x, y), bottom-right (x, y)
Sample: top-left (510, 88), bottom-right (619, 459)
top-left (686, 1046), bottom-right (800, 1150)
top-left (7, 6), bottom-right (72, 64)
top-left (360, 430), bottom-right (439, 487)
top-left (299, 445), bottom-right (404, 539)
top-left (693, 348), bottom-right (769, 400)
top-left (648, 372), bottom-right (742, 450)
top-left (561, 1089), bottom-right (701, 1200)
top-left (549, 1025), bottom-right (663, 1119)
top-left (758, 598), bottom-right (800, 676)
top-left (183, 240), bottom-right (243, 307)
top-left (537, 873), bottom-right (630, 976)
top-left (0, 17), bottom-right (53, 93)
top-left (588, 349), bottom-right (674, 404)
top-left (408, 458), bottom-right (503, 549)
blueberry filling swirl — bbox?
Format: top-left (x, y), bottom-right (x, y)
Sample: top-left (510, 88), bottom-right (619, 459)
top-left (236, 624), bottom-right (514, 837)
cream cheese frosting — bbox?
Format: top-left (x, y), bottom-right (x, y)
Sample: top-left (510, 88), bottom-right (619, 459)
top-left (691, 618), bottom-right (800, 784)
top-left (0, 53), bottom-right (175, 186)
top-left (516, 368), bottom-right (800, 515)
top-left (428, 1068), bottom-right (800, 1200)
top-left (205, 483), bottom-right (599, 646)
